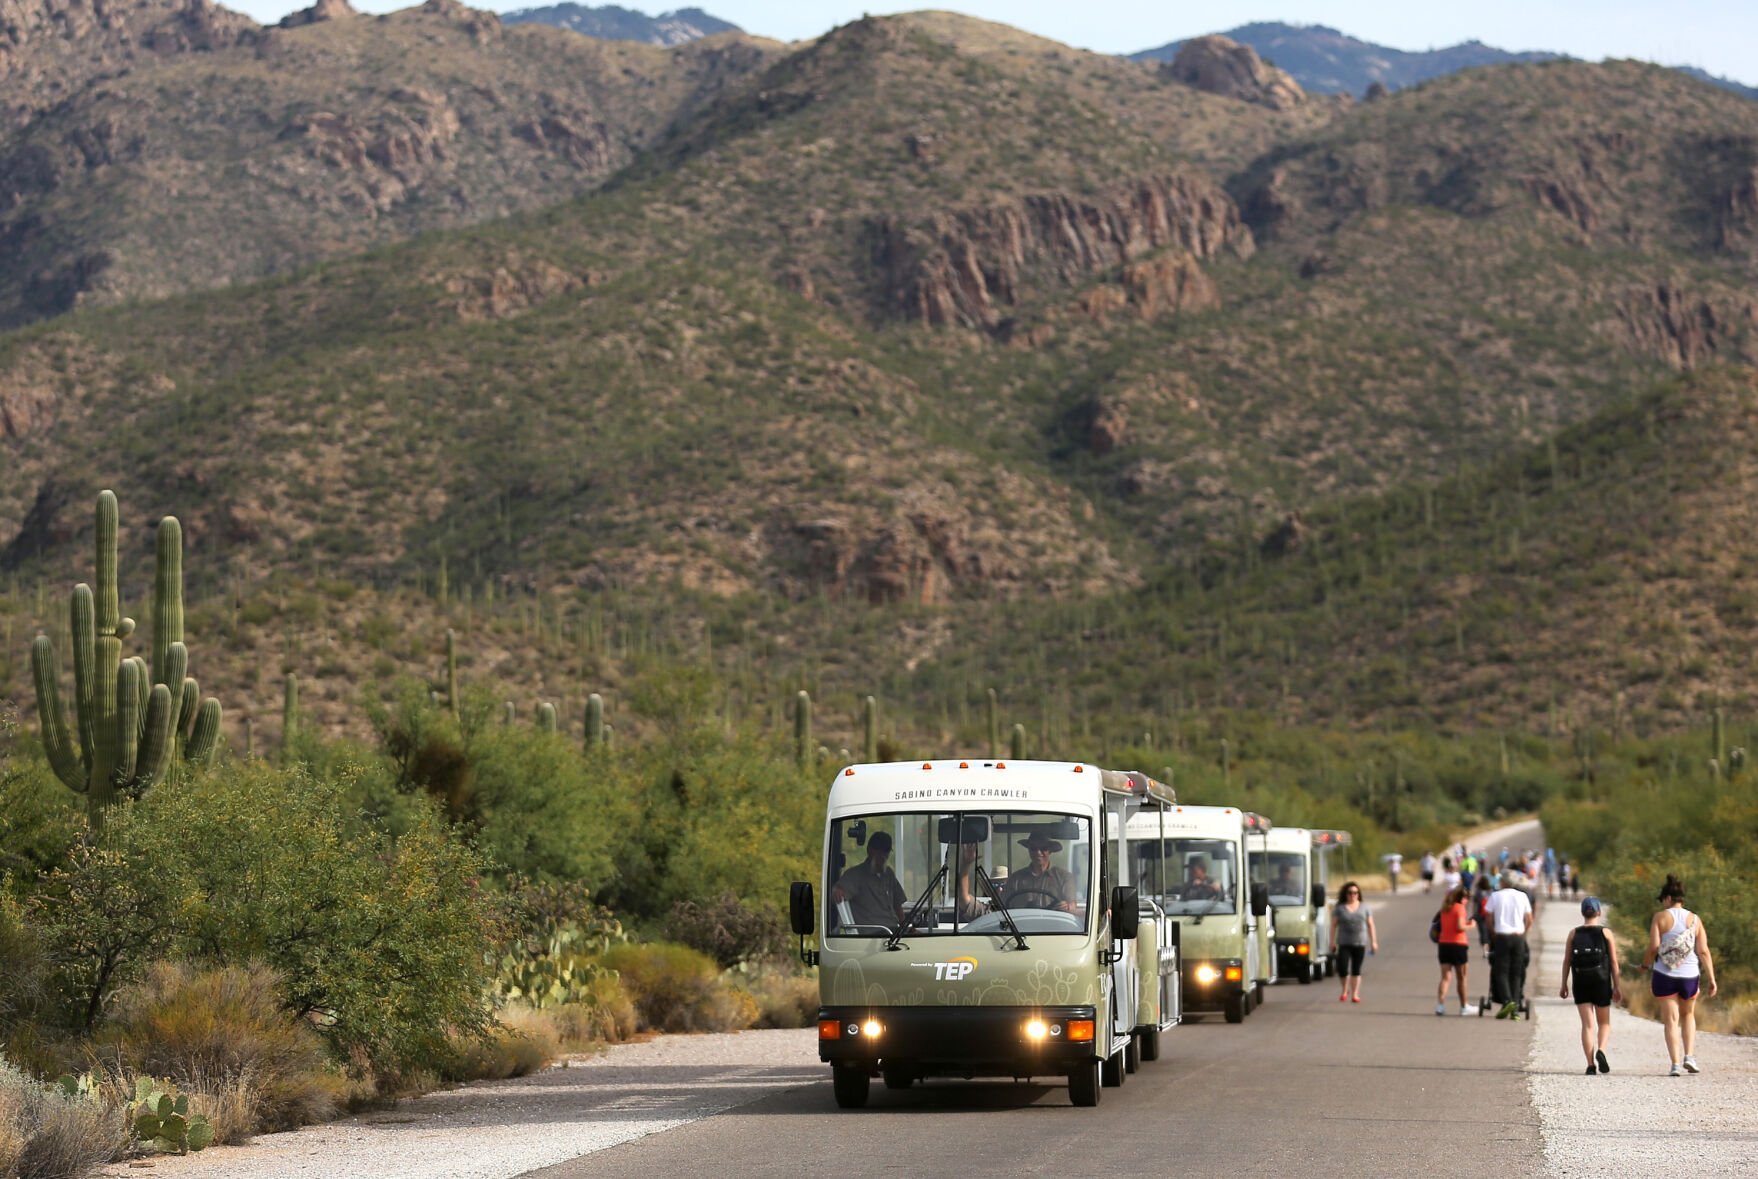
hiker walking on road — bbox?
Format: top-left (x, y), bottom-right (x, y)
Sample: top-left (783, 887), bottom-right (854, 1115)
top-left (1560, 896), bottom-right (1621, 1073)
top-left (1420, 851), bottom-right (1438, 893)
top-left (1486, 871), bottom-right (1533, 1019)
top-left (1643, 874), bottom-right (1717, 1076)
top-left (1434, 885), bottom-right (1476, 1016)
top-left (1330, 881), bottom-right (1377, 1003)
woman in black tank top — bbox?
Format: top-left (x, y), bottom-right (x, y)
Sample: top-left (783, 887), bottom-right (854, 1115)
top-left (1560, 897), bottom-right (1622, 1074)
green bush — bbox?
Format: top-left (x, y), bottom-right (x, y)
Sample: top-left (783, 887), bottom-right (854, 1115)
top-left (0, 1054), bottom-right (123, 1179)
top-left (662, 892), bottom-right (787, 970)
top-left (593, 943), bottom-right (756, 1034)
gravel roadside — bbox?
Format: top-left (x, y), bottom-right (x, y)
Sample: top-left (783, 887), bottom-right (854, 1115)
top-left (94, 1029), bottom-right (820, 1179)
top-left (1527, 893), bottom-right (1757, 1176)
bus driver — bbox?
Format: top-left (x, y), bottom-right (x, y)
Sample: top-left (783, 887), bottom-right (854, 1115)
top-left (1183, 859), bottom-right (1222, 901)
top-left (1001, 832), bottom-right (1080, 912)
top-left (829, 831), bottom-right (907, 928)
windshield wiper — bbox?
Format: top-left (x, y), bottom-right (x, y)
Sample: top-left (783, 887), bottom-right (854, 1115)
top-left (975, 865), bottom-right (1029, 950)
top-left (886, 864), bottom-right (947, 951)
top-left (1190, 892), bottom-right (1228, 925)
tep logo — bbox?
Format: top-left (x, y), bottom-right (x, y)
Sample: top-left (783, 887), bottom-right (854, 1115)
top-left (919, 956), bottom-right (978, 981)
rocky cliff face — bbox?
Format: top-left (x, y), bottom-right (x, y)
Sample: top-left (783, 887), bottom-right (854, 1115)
top-left (1612, 280), bottom-right (1758, 369)
top-left (1161, 36), bottom-right (1306, 112)
top-left (872, 173), bottom-right (1253, 329)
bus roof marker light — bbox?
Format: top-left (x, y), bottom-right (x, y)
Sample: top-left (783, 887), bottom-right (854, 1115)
top-left (922, 763), bottom-right (933, 771)
top-left (959, 762), bottom-right (969, 769)
top-left (844, 768), bottom-right (855, 777)
top-left (1073, 765), bottom-right (1084, 773)
top-left (996, 762), bottom-right (1006, 769)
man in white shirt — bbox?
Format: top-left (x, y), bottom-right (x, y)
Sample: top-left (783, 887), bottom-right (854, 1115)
top-left (1486, 874), bottom-right (1534, 1019)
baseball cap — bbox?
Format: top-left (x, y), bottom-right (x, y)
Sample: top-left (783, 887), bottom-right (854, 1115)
top-left (1580, 896), bottom-right (1602, 917)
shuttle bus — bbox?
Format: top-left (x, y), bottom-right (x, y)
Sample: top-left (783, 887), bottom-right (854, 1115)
top-left (1128, 804), bottom-right (1270, 1023)
top-left (1250, 827), bottom-right (1353, 982)
top-left (789, 760), bottom-right (1176, 1108)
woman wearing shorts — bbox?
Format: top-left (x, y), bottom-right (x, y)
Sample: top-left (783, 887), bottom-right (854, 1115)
top-left (1434, 885), bottom-right (1475, 1015)
top-left (1560, 896), bottom-right (1621, 1073)
top-left (1643, 874), bottom-right (1717, 1076)
top-left (1330, 881), bottom-right (1377, 1003)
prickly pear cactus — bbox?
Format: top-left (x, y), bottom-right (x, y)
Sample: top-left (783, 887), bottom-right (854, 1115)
top-left (127, 1077), bottom-right (215, 1154)
top-left (30, 492), bottom-right (224, 816)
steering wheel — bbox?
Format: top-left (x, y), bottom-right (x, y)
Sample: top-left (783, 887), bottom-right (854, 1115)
top-left (1003, 887), bottom-right (1064, 910)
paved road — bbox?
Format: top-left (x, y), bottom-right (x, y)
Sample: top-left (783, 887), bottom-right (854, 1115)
top-left (533, 838), bottom-right (1545, 1178)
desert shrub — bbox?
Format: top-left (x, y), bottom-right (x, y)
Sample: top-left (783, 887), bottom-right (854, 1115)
top-left (94, 963), bottom-right (335, 1134)
top-left (663, 892), bottom-right (786, 970)
top-left (442, 1012), bottom-right (555, 1083)
top-left (743, 970), bottom-right (818, 1030)
top-left (0, 894), bottom-right (51, 1039)
top-left (593, 943), bottom-right (755, 1034)
top-left (0, 1055), bottom-right (122, 1179)
top-left (30, 761), bottom-right (500, 1073)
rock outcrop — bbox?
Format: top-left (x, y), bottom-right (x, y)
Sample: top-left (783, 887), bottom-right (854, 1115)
top-left (1612, 280), bottom-right (1758, 369)
top-left (872, 173), bottom-right (1252, 329)
top-left (278, 0), bottom-right (354, 29)
top-left (1161, 36), bottom-right (1306, 112)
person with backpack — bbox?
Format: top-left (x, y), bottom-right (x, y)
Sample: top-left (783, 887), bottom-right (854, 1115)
top-left (1433, 884), bottom-right (1477, 1015)
top-left (1560, 896), bottom-right (1622, 1073)
top-left (1643, 874), bottom-right (1717, 1076)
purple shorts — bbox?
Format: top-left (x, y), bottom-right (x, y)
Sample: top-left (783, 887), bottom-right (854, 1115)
top-left (1650, 972), bottom-right (1701, 1000)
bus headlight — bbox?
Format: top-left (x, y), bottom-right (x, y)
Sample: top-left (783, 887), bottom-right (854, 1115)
top-left (1025, 1019), bottom-right (1048, 1041)
top-left (860, 1019), bottom-right (882, 1038)
top-left (1193, 963), bottom-right (1220, 985)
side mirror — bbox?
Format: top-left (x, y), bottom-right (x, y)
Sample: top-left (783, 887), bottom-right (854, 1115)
top-left (1111, 886), bottom-right (1139, 940)
top-left (1165, 919), bottom-right (1181, 950)
top-left (1311, 883), bottom-right (1326, 909)
top-left (789, 881), bottom-right (815, 936)
top-left (1250, 882), bottom-right (1270, 917)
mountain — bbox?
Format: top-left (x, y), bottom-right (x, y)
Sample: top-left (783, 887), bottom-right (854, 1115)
top-left (1132, 22), bottom-right (1559, 95)
top-left (0, 0), bottom-right (779, 329)
top-left (5, 12), bottom-right (1758, 742)
top-left (1677, 66), bottom-right (1758, 104)
top-left (501, 3), bottom-right (737, 46)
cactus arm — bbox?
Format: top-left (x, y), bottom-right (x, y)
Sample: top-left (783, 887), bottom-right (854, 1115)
top-left (132, 684), bottom-right (175, 794)
top-left (537, 702), bottom-right (557, 732)
top-left (585, 693), bottom-right (604, 749)
top-left (71, 584), bottom-right (96, 773)
top-left (31, 635), bottom-right (86, 790)
top-left (186, 699), bottom-right (221, 765)
top-left (112, 659), bottom-right (142, 790)
top-left (127, 657), bottom-right (150, 744)
top-left (151, 518), bottom-right (184, 687)
top-left (95, 491), bottom-right (119, 636)
top-left (177, 678), bottom-right (199, 743)
top-left (90, 636), bottom-right (123, 792)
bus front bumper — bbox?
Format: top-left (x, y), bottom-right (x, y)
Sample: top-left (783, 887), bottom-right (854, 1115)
top-left (1181, 959), bottom-right (1246, 1009)
top-left (817, 1005), bottom-right (1099, 1076)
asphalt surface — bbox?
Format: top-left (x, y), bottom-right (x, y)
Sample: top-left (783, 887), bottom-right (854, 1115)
top-left (530, 839), bottom-right (1544, 1178)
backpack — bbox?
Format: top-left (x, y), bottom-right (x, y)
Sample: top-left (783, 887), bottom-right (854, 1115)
top-left (1571, 926), bottom-right (1609, 980)
top-left (1429, 911), bottom-right (1443, 944)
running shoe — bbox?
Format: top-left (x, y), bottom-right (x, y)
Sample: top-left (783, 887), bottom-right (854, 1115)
top-left (1435, 1003), bottom-right (1446, 1016)
top-left (1596, 1049), bottom-right (1609, 1074)
top-left (1668, 1063), bottom-right (1682, 1076)
top-left (1682, 1056), bottom-right (1700, 1073)
top-left (1460, 1005), bottom-right (1478, 1016)
top-left (1496, 1001), bottom-right (1515, 1019)
top-left (1585, 1064), bottom-right (1597, 1075)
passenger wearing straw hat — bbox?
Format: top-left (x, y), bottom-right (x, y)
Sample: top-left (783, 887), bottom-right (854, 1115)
top-left (1000, 832), bottom-right (1080, 912)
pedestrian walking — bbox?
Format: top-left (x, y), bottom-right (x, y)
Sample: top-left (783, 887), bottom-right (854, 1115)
top-left (1434, 884), bottom-right (1476, 1015)
top-left (1384, 852), bottom-right (1403, 892)
top-left (1420, 851), bottom-right (1437, 893)
top-left (1560, 896), bottom-right (1621, 1073)
top-left (1642, 874), bottom-right (1718, 1076)
top-left (1544, 847), bottom-right (1558, 898)
top-left (1486, 870), bottom-right (1533, 1019)
top-left (1440, 856), bottom-right (1461, 893)
top-left (1330, 881), bottom-right (1377, 1003)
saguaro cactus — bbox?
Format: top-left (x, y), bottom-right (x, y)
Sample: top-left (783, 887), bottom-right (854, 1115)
top-left (862, 695), bottom-right (878, 763)
top-left (31, 492), bottom-right (222, 815)
top-left (794, 690), bottom-right (812, 768)
top-left (986, 688), bottom-right (1000, 758)
top-left (446, 629), bottom-right (459, 720)
top-left (282, 673), bottom-right (299, 763)
top-left (585, 692), bottom-right (604, 750)
top-left (536, 702), bottom-right (558, 733)
top-left (1009, 723), bottom-right (1025, 760)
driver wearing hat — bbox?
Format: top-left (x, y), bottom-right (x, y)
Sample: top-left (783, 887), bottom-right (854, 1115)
top-left (1000, 832), bottom-right (1081, 913)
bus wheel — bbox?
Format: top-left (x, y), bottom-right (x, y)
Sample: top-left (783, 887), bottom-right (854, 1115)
top-left (1139, 1026), bottom-right (1161, 1062)
top-left (881, 1068), bottom-right (914, 1090)
top-left (1102, 1048), bottom-right (1126, 1087)
top-left (831, 1064), bottom-right (870, 1109)
top-left (1297, 962), bottom-right (1312, 984)
top-left (1124, 1034), bottom-right (1140, 1074)
top-left (1224, 992), bottom-right (1247, 1023)
top-left (1069, 1060), bottom-right (1101, 1107)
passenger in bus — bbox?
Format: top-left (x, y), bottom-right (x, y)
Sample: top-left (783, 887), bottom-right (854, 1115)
top-left (951, 840), bottom-right (988, 921)
top-left (1000, 833), bottom-right (1080, 912)
top-left (829, 831), bottom-right (908, 929)
top-left (1182, 859), bottom-right (1222, 901)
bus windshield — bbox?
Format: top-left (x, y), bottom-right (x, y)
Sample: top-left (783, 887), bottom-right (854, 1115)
top-left (1260, 852), bottom-right (1307, 906)
top-left (825, 810), bottom-right (1092, 938)
top-left (1134, 837), bottom-right (1241, 915)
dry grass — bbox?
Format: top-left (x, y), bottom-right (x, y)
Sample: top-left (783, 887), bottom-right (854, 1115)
top-left (1621, 980), bottom-right (1758, 1036)
top-left (0, 1057), bottom-right (124, 1179)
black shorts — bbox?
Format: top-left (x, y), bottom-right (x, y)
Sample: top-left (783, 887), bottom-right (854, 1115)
top-left (1438, 943), bottom-right (1470, 967)
top-left (1572, 973), bottom-right (1613, 1008)
top-left (1421, 871), bottom-right (1436, 882)
top-left (1336, 945), bottom-right (1367, 976)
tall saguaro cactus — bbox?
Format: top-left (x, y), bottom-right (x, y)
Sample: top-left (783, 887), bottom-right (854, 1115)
top-left (794, 690), bottom-right (812, 768)
top-left (31, 491), bottom-right (223, 816)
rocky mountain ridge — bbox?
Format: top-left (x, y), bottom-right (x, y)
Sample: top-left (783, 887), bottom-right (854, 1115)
top-left (501, 3), bottom-right (736, 46)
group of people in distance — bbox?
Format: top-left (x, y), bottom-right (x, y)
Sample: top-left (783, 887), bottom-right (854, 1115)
top-left (1422, 844), bottom-right (1719, 1076)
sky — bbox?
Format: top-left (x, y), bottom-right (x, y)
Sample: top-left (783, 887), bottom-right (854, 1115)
top-left (227, 0), bottom-right (1758, 86)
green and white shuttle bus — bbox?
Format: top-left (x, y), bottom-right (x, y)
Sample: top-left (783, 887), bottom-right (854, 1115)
top-left (1250, 826), bottom-right (1353, 982)
top-left (789, 760), bottom-right (1176, 1108)
top-left (1128, 804), bottom-right (1271, 1023)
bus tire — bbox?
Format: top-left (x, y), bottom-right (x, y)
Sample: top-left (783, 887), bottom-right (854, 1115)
top-left (1224, 992), bottom-right (1247, 1023)
top-left (1069, 1060), bottom-right (1101, 1107)
top-left (1124, 1034), bottom-right (1140, 1074)
top-left (831, 1064), bottom-right (870, 1109)
top-left (1297, 962), bottom-right (1312, 984)
top-left (1102, 1048), bottom-right (1126, 1087)
top-left (1139, 1026), bottom-right (1161, 1062)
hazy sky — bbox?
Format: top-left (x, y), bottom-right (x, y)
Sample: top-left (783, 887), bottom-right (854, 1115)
top-left (230, 0), bottom-right (1758, 85)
